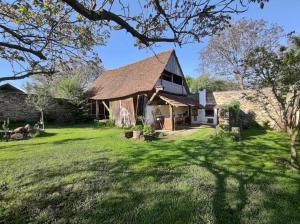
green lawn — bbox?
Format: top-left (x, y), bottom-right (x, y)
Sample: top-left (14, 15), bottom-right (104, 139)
top-left (0, 125), bottom-right (299, 224)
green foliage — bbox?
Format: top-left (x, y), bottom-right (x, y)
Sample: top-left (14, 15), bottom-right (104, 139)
top-left (187, 74), bottom-right (240, 93)
top-left (226, 100), bottom-right (241, 128)
top-left (94, 119), bottom-right (115, 128)
top-left (212, 127), bottom-right (236, 142)
top-left (143, 125), bottom-right (154, 135)
top-left (106, 119), bottom-right (115, 128)
top-left (56, 76), bottom-right (89, 121)
top-left (218, 123), bottom-right (230, 132)
top-left (25, 82), bottom-right (52, 129)
top-left (56, 76), bottom-right (85, 106)
top-left (25, 83), bottom-right (52, 112)
top-left (131, 124), bottom-right (143, 131)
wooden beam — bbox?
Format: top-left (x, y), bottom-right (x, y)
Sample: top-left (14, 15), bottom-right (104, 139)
top-left (95, 100), bottom-right (99, 119)
top-left (188, 106), bottom-right (191, 125)
top-left (102, 101), bottom-right (109, 111)
top-left (169, 104), bottom-right (174, 131)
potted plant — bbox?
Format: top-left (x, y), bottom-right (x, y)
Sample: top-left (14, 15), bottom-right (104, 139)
top-left (123, 130), bottom-right (133, 138)
top-left (143, 125), bottom-right (155, 141)
top-left (132, 125), bottom-right (143, 139)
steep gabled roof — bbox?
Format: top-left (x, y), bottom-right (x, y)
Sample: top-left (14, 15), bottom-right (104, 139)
top-left (88, 50), bottom-right (175, 100)
top-left (0, 83), bottom-right (25, 94)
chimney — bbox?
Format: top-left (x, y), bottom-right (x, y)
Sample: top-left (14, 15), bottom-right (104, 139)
top-left (199, 89), bottom-right (206, 106)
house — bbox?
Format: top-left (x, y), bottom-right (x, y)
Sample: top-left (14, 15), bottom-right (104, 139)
top-left (88, 50), bottom-right (218, 130)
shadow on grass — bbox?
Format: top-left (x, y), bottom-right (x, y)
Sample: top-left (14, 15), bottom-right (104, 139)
top-left (35, 131), bottom-right (57, 138)
top-left (0, 136), bottom-right (99, 151)
top-left (1, 129), bottom-right (300, 224)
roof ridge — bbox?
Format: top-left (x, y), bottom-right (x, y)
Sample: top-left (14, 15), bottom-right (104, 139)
top-left (104, 49), bottom-right (174, 73)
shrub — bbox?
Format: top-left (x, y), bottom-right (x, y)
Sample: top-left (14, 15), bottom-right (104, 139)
top-left (106, 119), bottom-right (115, 127)
top-left (143, 125), bottom-right (154, 135)
top-left (94, 119), bottom-right (115, 128)
top-left (131, 124), bottom-right (143, 131)
top-left (212, 127), bottom-right (236, 142)
top-left (218, 123), bottom-right (230, 131)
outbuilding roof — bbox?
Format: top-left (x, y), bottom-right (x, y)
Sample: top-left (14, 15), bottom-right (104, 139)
top-left (0, 83), bottom-right (25, 94)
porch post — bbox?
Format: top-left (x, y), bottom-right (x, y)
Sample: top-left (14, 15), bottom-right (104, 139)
top-left (188, 106), bottom-right (192, 124)
top-left (95, 100), bottom-right (99, 119)
top-left (169, 104), bottom-right (174, 131)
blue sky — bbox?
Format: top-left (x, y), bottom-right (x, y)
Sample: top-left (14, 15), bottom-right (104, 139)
top-left (2, 0), bottom-right (300, 88)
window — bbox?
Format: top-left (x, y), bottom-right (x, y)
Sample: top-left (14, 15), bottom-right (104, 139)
top-left (207, 118), bottom-right (214, 124)
top-left (173, 75), bottom-right (182, 85)
top-left (161, 73), bottom-right (172, 82)
top-left (161, 70), bottom-right (184, 85)
top-left (205, 109), bottom-right (214, 117)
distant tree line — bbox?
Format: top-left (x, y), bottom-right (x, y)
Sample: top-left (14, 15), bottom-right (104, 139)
top-left (186, 74), bottom-right (240, 93)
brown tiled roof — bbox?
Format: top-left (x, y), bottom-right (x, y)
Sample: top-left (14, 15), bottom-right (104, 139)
top-left (157, 92), bottom-right (200, 108)
top-left (88, 50), bottom-right (174, 100)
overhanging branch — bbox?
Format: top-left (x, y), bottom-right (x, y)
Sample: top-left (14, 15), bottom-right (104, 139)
top-left (0, 70), bottom-right (55, 82)
top-left (62, 0), bottom-right (177, 46)
top-left (0, 42), bottom-right (46, 60)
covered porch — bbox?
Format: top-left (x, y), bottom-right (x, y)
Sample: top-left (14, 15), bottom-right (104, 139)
top-left (147, 92), bottom-right (200, 131)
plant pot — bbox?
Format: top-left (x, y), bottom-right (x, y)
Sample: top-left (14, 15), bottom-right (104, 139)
top-left (132, 130), bottom-right (142, 139)
top-left (124, 131), bottom-right (133, 138)
top-left (143, 134), bottom-right (155, 141)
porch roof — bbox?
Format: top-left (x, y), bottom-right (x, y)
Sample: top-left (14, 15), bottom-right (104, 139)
top-left (157, 92), bottom-right (200, 107)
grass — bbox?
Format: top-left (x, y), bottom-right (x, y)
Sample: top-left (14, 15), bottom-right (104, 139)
top-left (0, 124), bottom-right (299, 224)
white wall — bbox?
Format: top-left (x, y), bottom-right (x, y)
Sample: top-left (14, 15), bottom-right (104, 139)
top-left (145, 105), bottom-right (189, 125)
top-left (145, 105), bottom-right (169, 125)
top-left (199, 89), bottom-right (206, 106)
top-left (155, 79), bottom-right (187, 95)
top-left (191, 108), bottom-right (218, 125)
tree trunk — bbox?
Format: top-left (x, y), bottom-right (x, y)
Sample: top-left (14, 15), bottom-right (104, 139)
top-left (290, 134), bottom-right (298, 165)
top-left (41, 110), bottom-right (45, 130)
top-left (239, 76), bottom-right (245, 90)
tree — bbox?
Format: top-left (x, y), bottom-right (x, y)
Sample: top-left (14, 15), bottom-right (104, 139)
top-left (244, 36), bottom-right (300, 167)
top-left (54, 57), bottom-right (104, 90)
top-left (187, 74), bottom-right (240, 93)
top-left (200, 18), bottom-right (283, 90)
top-left (27, 57), bottom-right (103, 121)
top-left (0, 0), bottom-right (106, 82)
top-left (25, 83), bottom-right (52, 130)
top-left (0, 0), bottom-right (268, 82)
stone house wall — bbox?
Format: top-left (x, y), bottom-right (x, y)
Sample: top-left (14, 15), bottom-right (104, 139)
top-left (212, 89), bottom-right (281, 128)
top-left (0, 91), bottom-right (75, 123)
